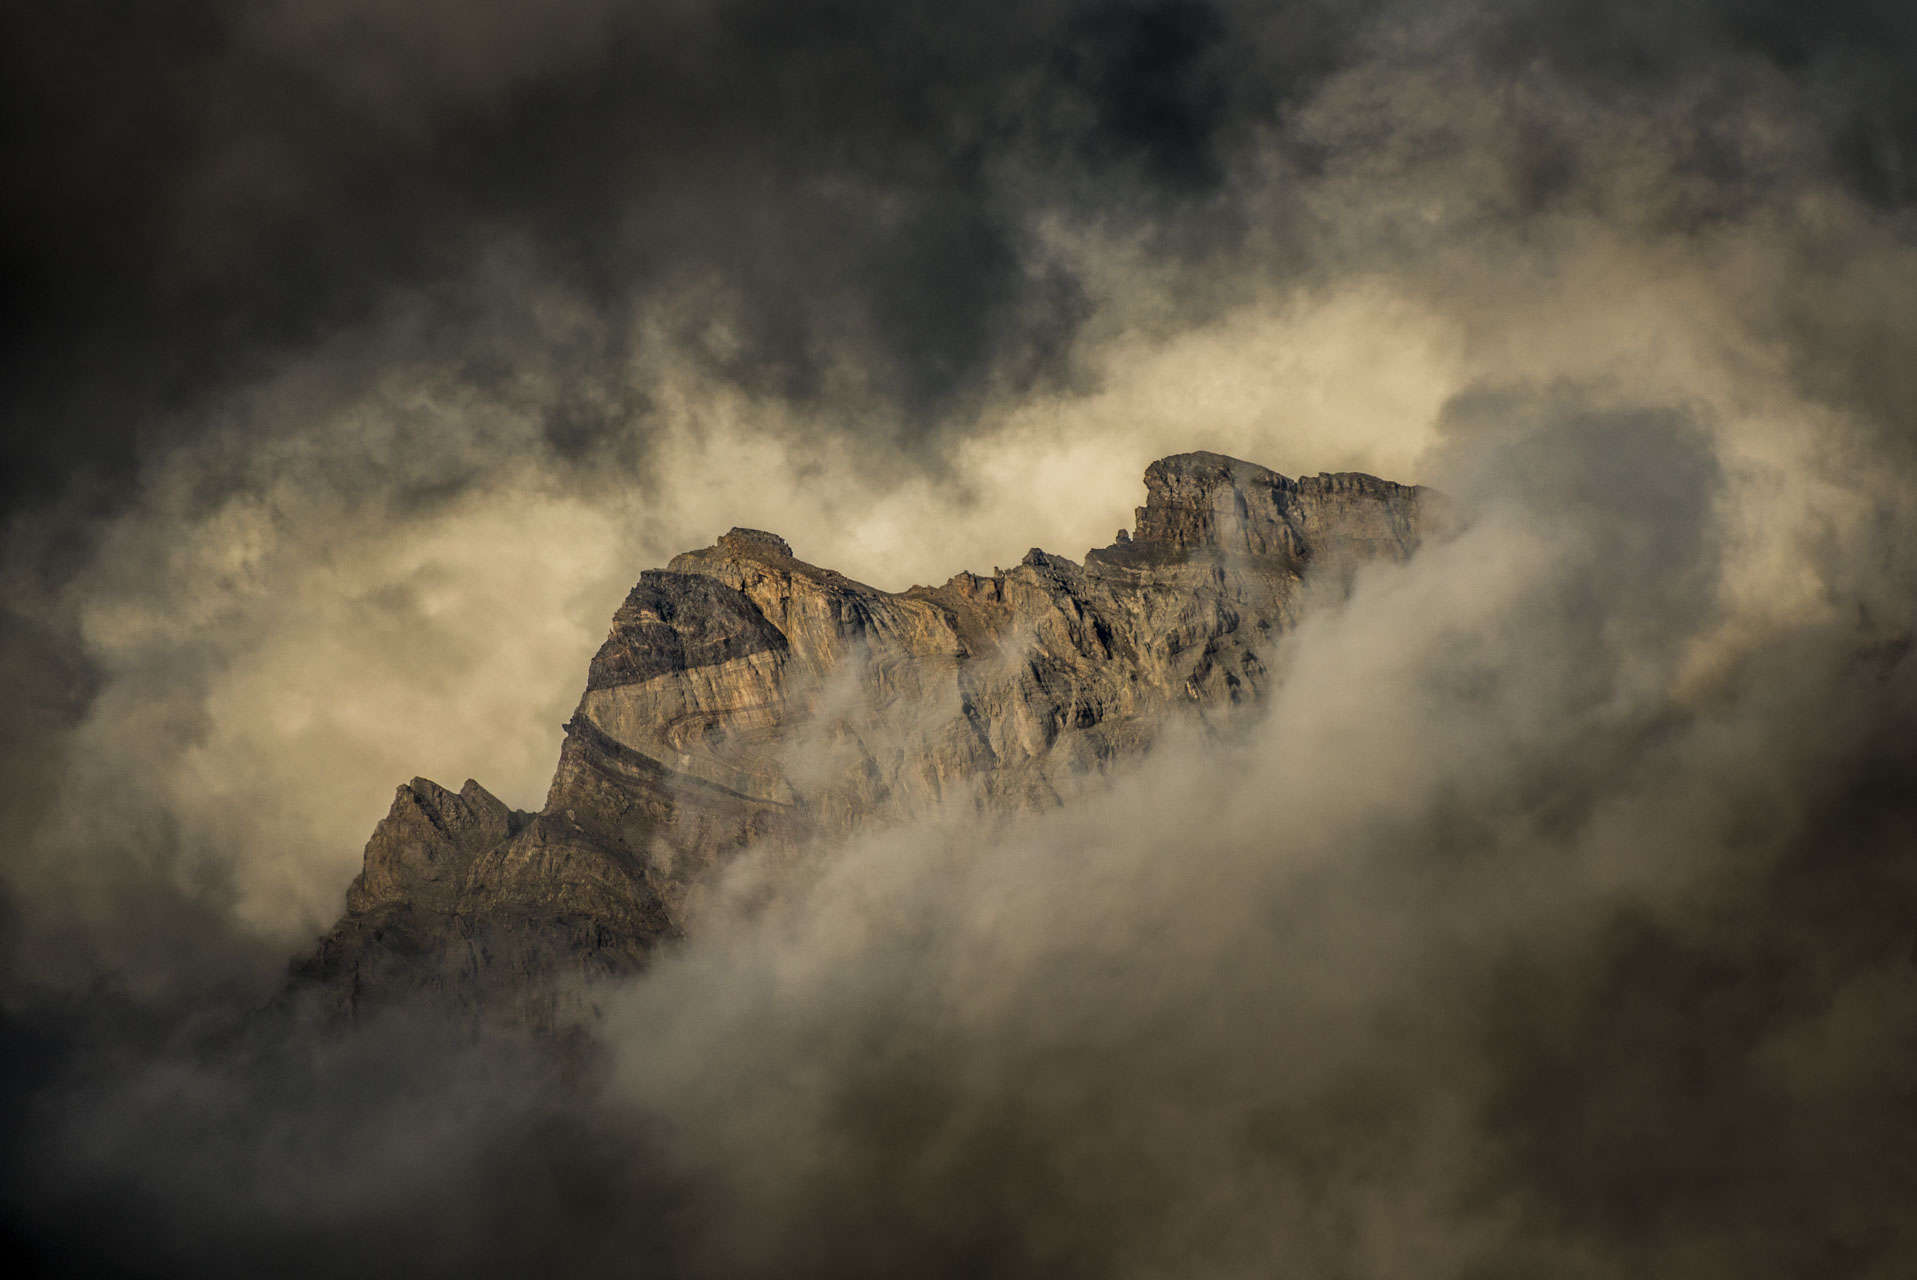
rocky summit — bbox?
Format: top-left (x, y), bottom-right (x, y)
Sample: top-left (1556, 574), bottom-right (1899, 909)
top-left (292, 452), bottom-right (1431, 1025)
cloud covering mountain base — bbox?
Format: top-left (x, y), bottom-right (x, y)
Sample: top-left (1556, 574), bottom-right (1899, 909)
top-left (5, 2), bottom-right (1917, 1275)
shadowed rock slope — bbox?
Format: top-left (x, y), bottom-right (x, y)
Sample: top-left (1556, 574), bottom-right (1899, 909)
top-left (292, 452), bottom-right (1430, 1025)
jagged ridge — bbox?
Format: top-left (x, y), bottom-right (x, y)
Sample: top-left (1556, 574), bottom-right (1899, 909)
top-left (292, 452), bottom-right (1429, 1025)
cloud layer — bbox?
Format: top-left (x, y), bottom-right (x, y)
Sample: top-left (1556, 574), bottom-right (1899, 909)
top-left (4, 1), bottom-right (1917, 1275)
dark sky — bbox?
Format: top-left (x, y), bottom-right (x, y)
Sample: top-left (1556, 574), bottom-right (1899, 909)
top-left (4, 3), bottom-right (1917, 1277)
top-left (6, 1), bottom-right (1916, 524)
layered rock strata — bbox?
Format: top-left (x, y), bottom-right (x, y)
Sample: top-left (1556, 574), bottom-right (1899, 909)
top-left (292, 452), bottom-right (1428, 1023)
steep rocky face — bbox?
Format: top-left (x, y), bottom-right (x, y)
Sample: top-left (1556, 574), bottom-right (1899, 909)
top-left (292, 452), bottom-right (1430, 1025)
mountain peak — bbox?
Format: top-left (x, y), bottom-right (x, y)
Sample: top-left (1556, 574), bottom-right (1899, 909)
top-left (716, 527), bottom-right (794, 559)
top-left (293, 450), bottom-right (1432, 1027)
top-left (1133, 450), bottom-right (1419, 562)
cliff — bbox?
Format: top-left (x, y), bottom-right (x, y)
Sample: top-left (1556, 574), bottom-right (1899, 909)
top-left (291, 451), bottom-right (1429, 1024)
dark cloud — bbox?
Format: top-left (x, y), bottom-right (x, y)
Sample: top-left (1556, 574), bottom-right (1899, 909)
top-left (6, 1), bottom-right (1917, 1276)
top-left (7, 0), bottom-right (1913, 528)
top-left (3, 0), bottom-right (1253, 523)
top-left (2, 1006), bottom-right (697, 1279)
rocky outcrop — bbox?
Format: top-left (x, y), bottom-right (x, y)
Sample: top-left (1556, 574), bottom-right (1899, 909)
top-left (291, 452), bottom-right (1431, 1025)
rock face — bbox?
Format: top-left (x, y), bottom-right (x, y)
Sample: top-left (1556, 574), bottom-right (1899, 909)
top-left (292, 452), bottom-right (1430, 1024)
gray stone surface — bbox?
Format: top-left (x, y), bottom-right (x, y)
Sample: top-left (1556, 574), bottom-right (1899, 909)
top-left (291, 452), bottom-right (1431, 1026)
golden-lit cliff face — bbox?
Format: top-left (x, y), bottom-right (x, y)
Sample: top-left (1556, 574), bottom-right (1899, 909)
top-left (295, 452), bottom-right (1429, 1025)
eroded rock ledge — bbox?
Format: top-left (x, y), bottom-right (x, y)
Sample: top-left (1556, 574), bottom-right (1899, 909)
top-left (292, 451), bottom-right (1429, 1025)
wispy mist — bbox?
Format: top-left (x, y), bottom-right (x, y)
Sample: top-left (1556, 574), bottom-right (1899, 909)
top-left (4, 1), bottom-right (1916, 1275)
